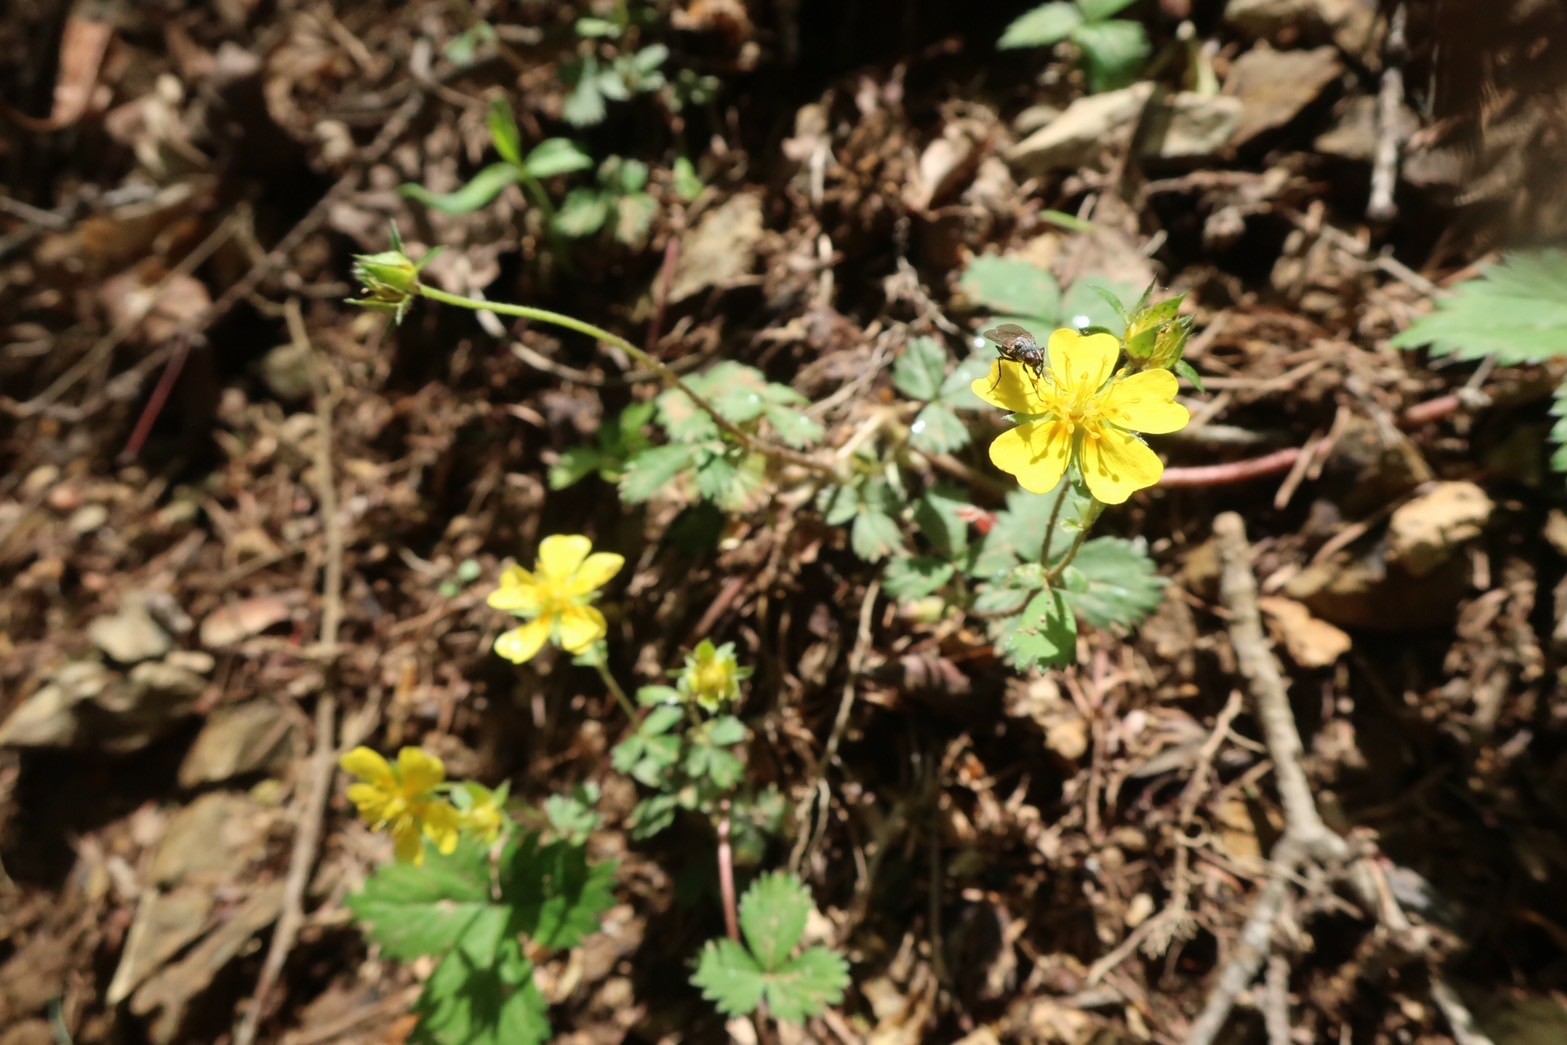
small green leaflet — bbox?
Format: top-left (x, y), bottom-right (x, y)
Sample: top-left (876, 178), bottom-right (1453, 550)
top-left (959, 255), bottom-right (1062, 321)
top-left (996, 588), bottom-right (1077, 671)
top-left (893, 337), bottom-right (948, 401)
top-left (1073, 18), bottom-right (1150, 92)
top-left (401, 163), bottom-right (519, 215)
top-left (882, 556), bottom-right (955, 600)
top-left (620, 444), bottom-right (699, 503)
top-left (691, 872), bottom-right (849, 1024)
top-left (997, 2), bottom-right (1083, 48)
top-left (1389, 249), bottom-right (1567, 365)
top-left (1057, 537), bottom-right (1166, 630)
top-left (851, 511), bottom-right (904, 561)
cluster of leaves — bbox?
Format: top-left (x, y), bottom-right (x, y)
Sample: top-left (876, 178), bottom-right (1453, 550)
top-left (401, 99), bottom-right (591, 218)
top-left (557, 155), bottom-right (702, 247)
top-left (692, 872), bottom-right (850, 1024)
top-left (552, 362), bottom-right (824, 511)
top-left (1390, 249), bottom-right (1567, 474)
top-left (347, 834), bottom-right (615, 1045)
top-left (999, 0), bottom-right (1152, 93)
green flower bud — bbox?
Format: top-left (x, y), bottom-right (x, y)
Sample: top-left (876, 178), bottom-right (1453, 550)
top-left (350, 249), bottom-right (420, 323)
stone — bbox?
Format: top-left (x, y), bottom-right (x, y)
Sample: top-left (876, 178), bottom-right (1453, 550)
top-left (1259, 596), bottom-right (1353, 668)
top-left (0, 661), bottom-right (113, 747)
top-left (1142, 92), bottom-right (1242, 159)
top-left (1225, 45), bottom-right (1343, 147)
top-left (1387, 481), bottom-right (1494, 578)
top-left (88, 597), bottom-right (172, 664)
top-left (668, 192), bottom-right (765, 303)
top-left (1224, 0), bottom-right (1377, 56)
top-left (1007, 83), bottom-right (1156, 175)
top-left (178, 701), bottom-right (296, 786)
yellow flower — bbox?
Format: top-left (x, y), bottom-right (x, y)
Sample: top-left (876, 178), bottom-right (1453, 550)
top-left (457, 782), bottom-right (507, 844)
top-left (487, 534), bottom-right (625, 664)
top-left (971, 328), bottom-right (1189, 505)
top-left (676, 639), bottom-right (751, 712)
top-left (339, 746), bottom-right (462, 865)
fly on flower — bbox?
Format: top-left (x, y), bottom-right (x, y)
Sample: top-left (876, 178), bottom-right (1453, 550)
top-left (982, 323), bottom-right (1047, 395)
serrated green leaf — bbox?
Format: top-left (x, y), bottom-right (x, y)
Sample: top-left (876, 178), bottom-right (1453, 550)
top-left (693, 938), bottom-right (768, 1017)
top-left (415, 936), bottom-right (548, 1045)
top-left (497, 834), bottom-right (617, 952)
top-left (695, 453), bottom-right (740, 503)
top-left (549, 446), bottom-right (608, 490)
top-left (1389, 250), bottom-right (1567, 365)
top-left (972, 580), bottom-right (1031, 618)
top-left (1073, 19), bottom-right (1151, 92)
top-left (970, 486), bottom-right (1093, 577)
top-left (894, 337), bottom-right (949, 400)
top-left (632, 44), bottom-right (669, 74)
top-left (642, 705), bottom-right (686, 736)
top-left (960, 256), bottom-right (1062, 319)
top-left (488, 99), bottom-right (523, 166)
top-left (764, 947), bottom-right (850, 1024)
top-left (575, 16), bottom-right (621, 37)
top-left (345, 839), bottom-right (498, 960)
top-left (637, 684), bottom-right (681, 706)
top-left (998, 588), bottom-right (1077, 670)
top-left (851, 511), bottom-right (904, 561)
top-left (716, 452), bottom-right (769, 511)
top-left (620, 444), bottom-right (698, 503)
top-left (690, 745), bottom-right (745, 790)
top-left (1059, 537), bottom-right (1166, 629)
top-left (563, 59), bottom-right (608, 126)
top-left (524, 138), bottom-right (593, 179)
top-left (763, 402), bottom-right (825, 448)
top-left (401, 163), bottom-right (519, 215)
top-left (1077, 0), bottom-right (1139, 20)
top-left (938, 354), bottom-right (997, 410)
top-left (882, 556), bottom-right (955, 599)
top-left (739, 872), bottom-right (811, 970)
top-left (997, 2), bottom-right (1082, 48)
top-left (543, 784), bottom-right (601, 845)
top-left (556, 188), bottom-right (610, 237)
top-left (914, 485), bottom-right (969, 558)
top-left (909, 402), bottom-right (970, 454)
top-left (820, 485), bottom-right (861, 527)
top-left (706, 715), bottom-right (748, 746)
top-left (630, 793), bottom-right (680, 838)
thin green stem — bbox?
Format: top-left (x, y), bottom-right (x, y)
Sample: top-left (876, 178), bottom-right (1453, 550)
top-left (591, 659), bottom-right (639, 723)
top-left (1046, 498), bottom-right (1103, 585)
top-left (1039, 482), bottom-right (1071, 566)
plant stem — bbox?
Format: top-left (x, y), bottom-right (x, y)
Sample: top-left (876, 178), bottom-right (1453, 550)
top-left (591, 659), bottom-right (639, 722)
top-left (1046, 498), bottom-right (1103, 585)
top-left (1038, 482), bottom-right (1071, 565)
top-left (415, 284), bottom-right (843, 481)
top-left (717, 801), bottom-right (741, 942)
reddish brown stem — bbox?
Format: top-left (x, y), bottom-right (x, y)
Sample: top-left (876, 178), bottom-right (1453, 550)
top-left (718, 803), bottom-right (740, 942)
top-left (1161, 448), bottom-right (1301, 488)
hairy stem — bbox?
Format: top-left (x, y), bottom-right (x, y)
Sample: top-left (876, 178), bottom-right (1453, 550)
top-left (591, 659), bottom-right (639, 723)
top-left (717, 802), bottom-right (741, 942)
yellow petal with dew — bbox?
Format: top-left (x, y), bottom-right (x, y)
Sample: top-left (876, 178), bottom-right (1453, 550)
top-left (495, 617), bottom-right (552, 663)
top-left (1098, 369), bottom-right (1190, 434)
top-left (1046, 329), bottom-right (1117, 396)
top-left (397, 747), bottom-right (446, 794)
top-left (971, 360), bottom-right (1050, 414)
top-left (1080, 426), bottom-right (1164, 505)
top-left (536, 534), bottom-right (592, 581)
top-left (987, 418), bottom-right (1073, 495)
top-left (392, 821), bottom-right (425, 865)
top-left (339, 746), bottom-right (394, 787)
top-left (556, 604), bottom-right (608, 653)
top-left (486, 565), bottom-right (541, 613)
top-left (566, 552), bottom-right (625, 596)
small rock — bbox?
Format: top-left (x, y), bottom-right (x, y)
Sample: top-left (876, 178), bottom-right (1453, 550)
top-left (1259, 596), bottom-right (1353, 668)
top-left (1224, 45), bottom-right (1343, 147)
top-left (1388, 481), bottom-right (1494, 578)
top-left (1285, 545), bottom-right (1469, 632)
top-left (106, 886), bottom-right (215, 1005)
top-left (149, 791), bottom-right (269, 887)
top-left (1007, 82), bottom-right (1156, 175)
top-left (88, 598), bottom-right (173, 664)
top-left (1228, 0), bottom-right (1377, 56)
top-left (1142, 92), bottom-right (1242, 159)
top-left (0, 661), bottom-right (113, 747)
top-left (257, 340), bottom-right (314, 402)
top-left (668, 193), bottom-right (765, 303)
top-left (178, 701), bottom-right (296, 787)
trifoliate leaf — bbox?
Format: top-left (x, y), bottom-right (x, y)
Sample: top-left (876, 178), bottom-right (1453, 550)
top-left (739, 872), bottom-right (811, 970)
top-left (882, 556), bottom-right (955, 600)
top-left (909, 403), bottom-right (971, 454)
top-left (346, 839), bottom-right (499, 960)
top-left (997, 2), bottom-right (1082, 49)
top-left (997, 588), bottom-right (1077, 670)
top-left (763, 948), bottom-right (851, 1024)
top-left (1389, 250), bottom-right (1567, 365)
top-left (497, 834), bottom-right (617, 953)
top-left (893, 336), bottom-right (949, 401)
top-left (970, 486), bottom-right (1093, 577)
top-left (524, 137), bottom-right (594, 179)
top-left (851, 510), bottom-right (904, 561)
top-left (400, 163), bottom-right (519, 215)
top-left (1073, 19), bottom-right (1152, 93)
top-left (488, 99), bottom-right (523, 167)
top-left (1059, 537), bottom-right (1166, 630)
top-left (959, 256), bottom-right (1061, 319)
top-left (543, 784), bottom-right (601, 845)
top-left (687, 744), bottom-right (744, 790)
top-left (620, 444), bottom-right (698, 503)
top-left (972, 578), bottom-right (1031, 619)
top-left (693, 938), bottom-right (768, 1017)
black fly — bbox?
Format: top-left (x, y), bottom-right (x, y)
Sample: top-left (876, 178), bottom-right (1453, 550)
top-left (982, 323), bottom-right (1046, 395)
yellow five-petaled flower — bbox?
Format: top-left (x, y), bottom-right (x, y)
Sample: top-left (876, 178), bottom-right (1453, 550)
top-left (488, 534), bottom-right (625, 664)
top-left (971, 328), bottom-right (1189, 505)
top-left (339, 746), bottom-right (462, 865)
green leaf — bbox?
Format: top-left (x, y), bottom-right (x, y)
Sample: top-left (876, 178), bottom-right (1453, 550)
top-left (893, 336), bottom-right (949, 401)
top-left (674, 156), bottom-right (704, 201)
top-left (1072, 19), bottom-right (1151, 93)
top-left (970, 486), bottom-right (1093, 578)
top-left (763, 403), bottom-right (825, 448)
top-left (556, 188), bottom-right (611, 237)
top-left (851, 511), bottom-right (904, 561)
top-left (620, 444), bottom-right (698, 503)
top-left (497, 834), bottom-right (617, 952)
top-left (909, 403), bottom-right (970, 454)
top-left (972, 578), bottom-right (1031, 618)
top-left (632, 44), bottom-right (669, 75)
top-left (346, 839), bottom-right (498, 961)
top-left (543, 783), bottom-right (602, 845)
top-left (960, 256), bottom-right (1061, 320)
top-left (1553, 382), bottom-right (1567, 474)
top-left (1173, 358), bottom-right (1206, 393)
top-left (693, 937), bottom-right (768, 1017)
top-left (630, 793), bottom-right (681, 838)
top-left (764, 948), bottom-right (851, 1024)
top-left (688, 744), bottom-right (745, 790)
top-left (937, 353), bottom-right (996, 410)
top-left (416, 936), bottom-right (548, 1045)
top-left (616, 192), bottom-right (658, 246)
top-left (998, 588), bottom-right (1077, 670)
top-left (820, 485), bottom-right (861, 527)
top-left (524, 138), bottom-right (593, 179)
top-left (1059, 537), bottom-right (1166, 630)
top-left (739, 871), bottom-right (811, 970)
top-left (706, 715), bottom-right (748, 746)
top-left (1077, 0), bottom-right (1140, 20)
top-left (997, 2), bottom-right (1082, 48)
top-left (914, 485), bottom-right (969, 558)
top-left (1063, 280), bottom-right (1141, 332)
top-left (575, 16), bottom-right (621, 37)
top-left (882, 556), bottom-right (955, 599)
top-left (637, 684), bottom-right (681, 706)
top-left (400, 163), bottom-right (519, 215)
top-left (563, 60), bottom-right (608, 126)
top-left (488, 98), bottom-right (523, 167)
top-left (549, 445), bottom-right (608, 490)
top-left (1389, 250), bottom-right (1567, 365)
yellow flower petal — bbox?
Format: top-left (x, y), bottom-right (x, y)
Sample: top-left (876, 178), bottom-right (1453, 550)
top-left (1098, 369), bottom-right (1190, 434)
top-left (1080, 426), bottom-right (1164, 504)
top-left (970, 360), bottom-right (1050, 414)
top-left (536, 534), bottom-right (592, 581)
top-left (566, 552), bottom-right (624, 597)
top-left (397, 747), bottom-right (446, 795)
top-left (988, 418), bottom-right (1073, 495)
top-left (346, 783), bottom-right (392, 824)
top-left (495, 617), bottom-right (552, 663)
top-left (1046, 329), bottom-right (1117, 395)
top-left (421, 802), bottom-right (463, 855)
top-left (392, 821), bottom-right (425, 865)
top-left (340, 746), bottom-right (394, 787)
top-left (556, 604), bottom-right (607, 653)
top-left (486, 564), bottom-right (542, 613)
